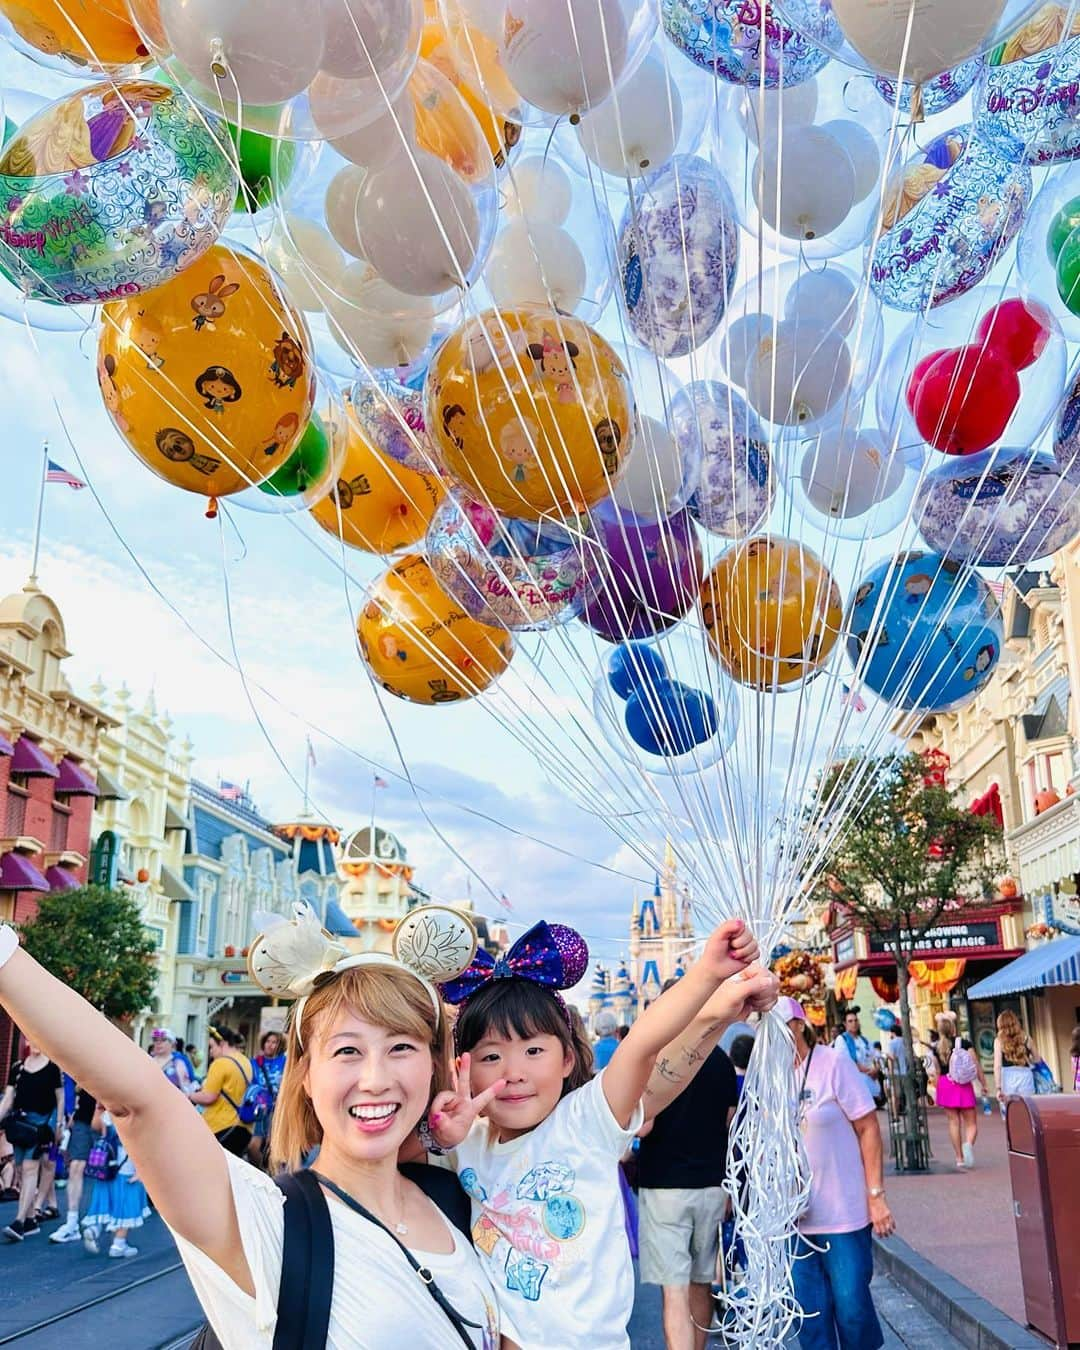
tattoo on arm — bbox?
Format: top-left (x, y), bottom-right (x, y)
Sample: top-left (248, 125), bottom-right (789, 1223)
top-left (656, 1057), bottom-right (682, 1084)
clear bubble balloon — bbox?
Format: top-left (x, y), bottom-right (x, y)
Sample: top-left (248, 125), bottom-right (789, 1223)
top-left (873, 60), bottom-right (982, 117)
top-left (0, 0), bottom-right (152, 79)
top-left (426, 494), bottom-right (592, 629)
top-left (974, 18), bottom-right (1080, 165)
top-left (575, 50), bottom-right (681, 177)
top-left (782, 424), bottom-right (923, 541)
top-left (663, 0), bottom-right (828, 86)
top-left (870, 124), bottom-right (1031, 311)
top-left (1017, 162), bottom-right (1080, 340)
top-left (846, 550), bottom-right (1004, 714)
top-left (349, 372), bottom-right (441, 473)
top-left (672, 381), bottom-right (773, 540)
top-left (915, 445), bottom-right (1080, 566)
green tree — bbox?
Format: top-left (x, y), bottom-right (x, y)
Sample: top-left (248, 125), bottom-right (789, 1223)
top-left (19, 885), bottom-right (158, 1023)
top-left (807, 750), bottom-right (1003, 1168)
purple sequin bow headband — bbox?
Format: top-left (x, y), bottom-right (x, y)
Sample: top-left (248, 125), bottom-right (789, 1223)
top-left (438, 920), bottom-right (589, 1008)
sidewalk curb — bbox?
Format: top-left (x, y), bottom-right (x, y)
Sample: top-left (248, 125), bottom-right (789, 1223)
top-left (873, 1235), bottom-right (1048, 1350)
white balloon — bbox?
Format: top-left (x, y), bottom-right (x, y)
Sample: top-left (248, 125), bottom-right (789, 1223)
top-left (501, 0), bottom-right (630, 116)
top-left (821, 119), bottom-right (880, 203)
top-left (506, 155), bottom-right (573, 226)
top-left (453, 0), bottom-right (505, 39)
top-left (327, 89), bottom-right (416, 168)
top-left (323, 263), bottom-right (436, 367)
top-left (831, 0), bottom-right (1005, 85)
top-left (320, 0), bottom-right (420, 80)
top-left (158, 0), bottom-right (324, 103)
top-left (784, 269), bottom-right (858, 339)
top-left (355, 149), bottom-right (482, 296)
top-left (744, 319), bottom-right (852, 426)
top-left (485, 219), bottom-right (588, 311)
top-left (324, 164), bottom-right (369, 260)
top-left (753, 126), bottom-right (856, 242)
top-left (575, 52), bottom-right (681, 176)
top-left (738, 80), bottom-right (818, 145)
top-left (723, 313), bottom-right (771, 383)
top-left (267, 215), bottom-right (346, 312)
top-left (799, 427), bottom-right (905, 518)
top-left (612, 414), bottom-right (685, 518)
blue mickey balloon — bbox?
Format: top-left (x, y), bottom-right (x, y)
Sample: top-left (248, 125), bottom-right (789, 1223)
top-left (870, 125), bottom-right (1031, 311)
top-left (617, 155), bottom-right (738, 358)
top-left (873, 1007), bottom-right (898, 1032)
top-left (874, 60), bottom-right (982, 118)
top-left (974, 20), bottom-right (1080, 165)
top-left (662, 0), bottom-right (828, 87)
top-left (606, 643), bottom-right (670, 702)
top-left (625, 679), bottom-right (718, 758)
top-left (847, 552), bottom-right (1004, 714)
top-left (915, 446), bottom-right (1080, 567)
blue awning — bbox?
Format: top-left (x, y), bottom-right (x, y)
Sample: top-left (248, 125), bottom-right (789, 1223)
top-left (967, 937), bottom-right (1080, 998)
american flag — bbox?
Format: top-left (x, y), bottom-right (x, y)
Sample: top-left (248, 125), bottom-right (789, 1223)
top-left (840, 683), bottom-right (867, 713)
top-left (373, 774), bottom-right (388, 789)
top-left (46, 458), bottom-right (87, 490)
top-left (218, 780), bottom-right (244, 801)
top-left (498, 892), bottom-right (513, 912)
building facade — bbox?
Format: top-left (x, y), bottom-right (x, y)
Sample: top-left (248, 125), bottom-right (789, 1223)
top-left (0, 579), bottom-right (113, 1069)
top-left (335, 824), bottom-right (421, 952)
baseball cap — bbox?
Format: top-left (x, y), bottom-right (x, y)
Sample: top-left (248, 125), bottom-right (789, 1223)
top-left (776, 996), bottom-right (807, 1023)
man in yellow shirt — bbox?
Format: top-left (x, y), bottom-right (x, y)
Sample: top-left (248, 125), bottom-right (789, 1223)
top-left (189, 1027), bottom-right (253, 1156)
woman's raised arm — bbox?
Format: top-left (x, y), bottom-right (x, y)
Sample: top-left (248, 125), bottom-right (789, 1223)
top-left (0, 933), bottom-right (251, 1291)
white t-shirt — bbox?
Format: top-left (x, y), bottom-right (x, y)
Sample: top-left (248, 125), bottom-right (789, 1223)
top-left (169, 1153), bottom-right (500, 1349)
top-left (799, 1047), bottom-right (875, 1236)
top-left (447, 1072), bottom-right (643, 1350)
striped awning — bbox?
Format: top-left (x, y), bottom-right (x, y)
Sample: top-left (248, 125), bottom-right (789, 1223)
top-left (967, 937), bottom-right (1080, 998)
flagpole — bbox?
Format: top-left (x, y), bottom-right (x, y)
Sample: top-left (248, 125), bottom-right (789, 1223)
top-left (29, 441), bottom-right (48, 585)
top-left (303, 736), bottom-right (311, 815)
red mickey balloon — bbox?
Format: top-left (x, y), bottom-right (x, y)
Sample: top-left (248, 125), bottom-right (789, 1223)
top-left (912, 344), bottom-right (1020, 455)
top-left (975, 298), bottom-right (1051, 372)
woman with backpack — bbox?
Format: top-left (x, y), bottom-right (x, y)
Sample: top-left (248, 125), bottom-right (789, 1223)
top-left (993, 1011), bottom-right (1038, 1115)
top-left (0, 1039), bottom-right (64, 1240)
top-left (82, 1104), bottom-right (150, 1259)
top-left (246, 1030), bottom-right (286, 1169)
top-left (189, 1028), bottom-right (254, 1157)
top-left (933, 1012), bottom-right (988, 1169)
top-left (0, 906), bottom-right (505, 1347)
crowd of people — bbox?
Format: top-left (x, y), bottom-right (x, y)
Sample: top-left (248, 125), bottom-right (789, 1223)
top-left (0, 902), bottom-right (1073, 1350)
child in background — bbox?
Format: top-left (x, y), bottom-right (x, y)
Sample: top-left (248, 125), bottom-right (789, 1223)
top-left (82, 1106), bottom-right (150, 1259)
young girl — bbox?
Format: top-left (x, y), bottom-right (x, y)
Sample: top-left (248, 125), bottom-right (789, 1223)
top-left (425, 918), bottom-right (778, 1349)
top-left (82, 1106), bottom-right (150, 1258)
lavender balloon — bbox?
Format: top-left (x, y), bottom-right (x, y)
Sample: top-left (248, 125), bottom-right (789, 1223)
top-left (672, 381), bottom-right (773, 539)
top-left (916, 446), bottom-right (1080, 566)
top-left (579, 502), bottom-right (703, 643)
top-left (617, 155), bottom-right (738, 358)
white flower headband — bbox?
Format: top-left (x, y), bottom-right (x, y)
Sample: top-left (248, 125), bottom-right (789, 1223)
top-left (247, 902), bottom-right (478, 1048)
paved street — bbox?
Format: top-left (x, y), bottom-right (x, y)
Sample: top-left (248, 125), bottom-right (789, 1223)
top-left (884, 1106), bottom-right (1025, 1324)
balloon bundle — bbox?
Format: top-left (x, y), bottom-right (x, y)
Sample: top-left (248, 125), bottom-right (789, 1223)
top-left (5, 0), bottom-right (1080, 1343)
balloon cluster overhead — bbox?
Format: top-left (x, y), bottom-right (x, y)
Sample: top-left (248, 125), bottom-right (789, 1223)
top-left (4, 2), bottom-right (1080, 1344)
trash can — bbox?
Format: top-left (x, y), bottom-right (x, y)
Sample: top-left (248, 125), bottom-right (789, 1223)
top-left (1006, 1096), bottom-right (1080, 1349)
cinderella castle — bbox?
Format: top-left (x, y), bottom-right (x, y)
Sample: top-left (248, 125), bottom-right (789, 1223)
top-left (587, 841), bottom-right (695, 1032)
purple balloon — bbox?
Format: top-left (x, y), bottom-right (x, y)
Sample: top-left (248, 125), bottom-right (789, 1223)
top-left (579, 502), bottom-right (703, 643)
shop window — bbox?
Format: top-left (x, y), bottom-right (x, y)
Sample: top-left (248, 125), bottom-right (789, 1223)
top-left (1045, 752), bottom-right (1066, 796)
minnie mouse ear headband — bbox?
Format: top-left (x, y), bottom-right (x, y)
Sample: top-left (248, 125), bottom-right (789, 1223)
top-left (438, 919), bottom-right (588, 1008)
top-left (247, 902), bottom-right (479, 1048)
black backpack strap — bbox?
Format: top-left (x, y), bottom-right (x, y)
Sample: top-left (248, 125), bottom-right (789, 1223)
top-left (272, 1171), bottom-right (334, 1350)
top-left (399, 1162), bottom-right (473, 1242)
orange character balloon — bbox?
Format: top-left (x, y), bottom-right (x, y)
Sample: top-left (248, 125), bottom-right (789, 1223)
top-left (98, 244), bottom-right (315, 516)
top-left (357, 554), bottom-right (514, 704)
top-left (0, 0), bottom-right (150, 73)
top-left (419, 17), bottom-right (521, 172)
top-left (700, 536), bottom-right (842, 689)
top-left (426, 307), bottom-right (634, 521)
top-left (310, 402), bottom-right (444, 555)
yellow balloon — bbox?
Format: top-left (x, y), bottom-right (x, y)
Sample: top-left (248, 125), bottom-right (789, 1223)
top-left (99, 245), bottom-right (315, 515)
top-left (357, 554), bottom-right (514, 704)
top-left (700, 536), bottom-right (842, 690)
top-left (0, 0), bottom-right (149, 72)
top-left (419, 20), bottom-right (521, 172)
top-left (427, 307), bottom-right (634, 521)
top-left (310, 404), bottom-right (444, 555)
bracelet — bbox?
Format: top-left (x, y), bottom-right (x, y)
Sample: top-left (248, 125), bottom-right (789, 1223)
top-left (0, 924), bottom-right (17, 971)
top-left (417, 1113), bottom-right (447, 1156)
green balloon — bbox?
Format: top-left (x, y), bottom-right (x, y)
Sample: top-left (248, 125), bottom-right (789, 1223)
top-left (1055, 225), bottom-right (1080, 317)
top-left (1046, 196), bottom-right (1080, 265)
top-left (229, 125), bottom-right (296, 212)
top-left (259, 411), bottom-right (331, 499)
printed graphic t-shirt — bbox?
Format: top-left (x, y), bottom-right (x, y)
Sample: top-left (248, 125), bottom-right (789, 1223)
top-left (171, 1153), bottom-right (500, 1349)
top-left (448, 1071), bottom-right (644, 1350)
top-left (798, 1046), bottom-right (875, 1236)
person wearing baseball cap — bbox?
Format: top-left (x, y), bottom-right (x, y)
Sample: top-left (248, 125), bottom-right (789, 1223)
top-left (780, 996), bottom-right (896, 1350)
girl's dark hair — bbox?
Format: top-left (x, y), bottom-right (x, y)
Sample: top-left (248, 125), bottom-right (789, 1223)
top-left (729, 1034), bottom-right (755, 1071)
top-left (455, 979), bottom-right (594, 1095)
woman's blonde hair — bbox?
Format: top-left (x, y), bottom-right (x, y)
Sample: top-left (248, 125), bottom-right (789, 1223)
top-left (996, 1010), bottom-right (1029, 1066)
top-left (269, 964), bottom-right (451, 1173)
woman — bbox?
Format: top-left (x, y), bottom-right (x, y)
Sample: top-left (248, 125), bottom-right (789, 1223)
top-left (246, 1029), bottom-right (286, 1169)
top-left (49, 1080), bottom-right (98, 1244)
top-left (781, 997), bottom-right (895, 1350)
top-left (0, 1038), bottom-right (64, 1240)
top-left (149, 1027), bottom-right (193, 1094)
top-left (188, 1027), bottom-right (254, 1158)
top-left (0, 906), bottom-right (506, 1346)
top-left (993, 1011), bottom-right (1036, 1111)
top-left (933, 1012), bottom-right (988, 1167)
